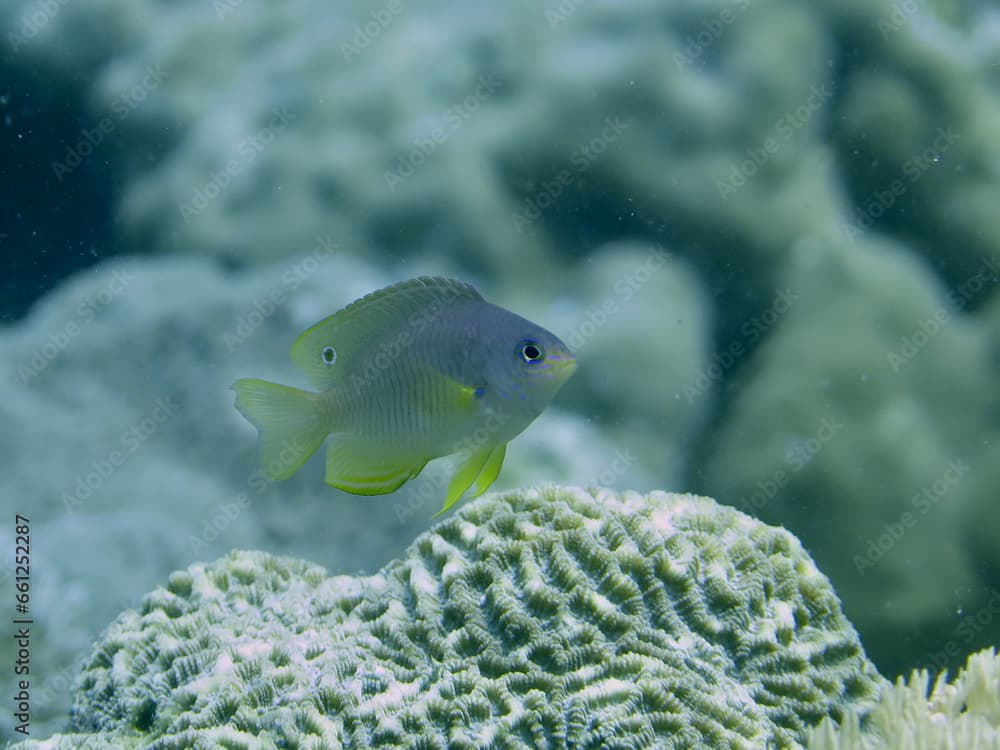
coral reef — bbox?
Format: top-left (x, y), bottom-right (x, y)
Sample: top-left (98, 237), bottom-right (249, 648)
top-left (807, 647), bottom-right (1000, 750)
top-left (4, 0), bottom-right (998, 290)
top-left (2, 0), bottom-right (999, 727)
top-left (699, 236), bottom-right (1000, 677)
top-left (0, 256), bottom-right (664, 738)
top-left (11, 487), bottom-right (884, 749)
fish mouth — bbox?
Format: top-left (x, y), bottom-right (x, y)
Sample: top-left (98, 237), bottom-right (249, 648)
top-left (549, 355), bottom-right (577, 379)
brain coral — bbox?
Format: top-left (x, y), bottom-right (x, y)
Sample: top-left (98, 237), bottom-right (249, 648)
top-left (16, 487), bottom-right (884, 749)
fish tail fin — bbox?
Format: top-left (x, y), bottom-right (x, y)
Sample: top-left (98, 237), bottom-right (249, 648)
top-left (231, 378), bottom-right (329, 480)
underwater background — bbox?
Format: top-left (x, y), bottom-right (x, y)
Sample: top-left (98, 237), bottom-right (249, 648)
top-left (1, 0), bottom-right (999, 740)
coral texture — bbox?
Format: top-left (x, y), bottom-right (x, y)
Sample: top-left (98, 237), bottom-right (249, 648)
top-left (0, 255), bottom-right (666, 737)
top-left (807, 647), bottom-right (1000, 750)
top-left (14, 487), bottom-right (883, 749)
top-left (700, 237), bottom-right (1000, 675)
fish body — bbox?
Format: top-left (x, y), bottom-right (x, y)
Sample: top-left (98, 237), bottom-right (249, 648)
top-left (231, 276), bottom-right (575, 514)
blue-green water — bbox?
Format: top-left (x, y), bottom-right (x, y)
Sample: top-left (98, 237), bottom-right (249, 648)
top-left (1, 0), bottom-right (998, 743)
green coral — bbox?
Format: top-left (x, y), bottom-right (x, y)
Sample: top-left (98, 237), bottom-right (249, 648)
top-left (14, 487), bottom-right (883, 749)
top-left (807, 647), bottom-right (1000, 750)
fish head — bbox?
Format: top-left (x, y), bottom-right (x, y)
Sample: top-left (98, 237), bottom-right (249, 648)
top-left (484, 317), bottom-right (577, 413)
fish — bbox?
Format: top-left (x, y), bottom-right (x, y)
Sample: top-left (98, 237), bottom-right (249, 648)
top-left (231, 276), bottom-right (576, 515)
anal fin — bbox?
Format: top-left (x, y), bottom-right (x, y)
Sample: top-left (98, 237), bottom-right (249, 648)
top-left (325, 437), bottom-right (427, 496)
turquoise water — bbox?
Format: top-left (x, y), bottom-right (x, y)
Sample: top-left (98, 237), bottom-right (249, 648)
top-left (1, 0), bottom-right (998, 743)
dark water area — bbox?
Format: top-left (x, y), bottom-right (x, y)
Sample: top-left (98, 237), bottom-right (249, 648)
top-left (0, 56), bottom-right (121, 322)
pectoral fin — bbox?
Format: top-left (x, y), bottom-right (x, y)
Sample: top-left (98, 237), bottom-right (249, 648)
top-left (435, 442), bottom-right (507, 517)
top-left (325, 437), bottom-right (427, 495)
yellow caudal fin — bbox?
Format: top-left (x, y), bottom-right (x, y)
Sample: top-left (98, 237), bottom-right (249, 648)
top-left (231, 378), bottom-right (328, 480)
top-left (434, 442), bottom-right (507, 517)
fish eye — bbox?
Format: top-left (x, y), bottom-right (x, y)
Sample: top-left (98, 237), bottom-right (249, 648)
top-left (321, 346), bottom-right (337, 365)
top-left (518, 339), bottom-right (545, 364)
